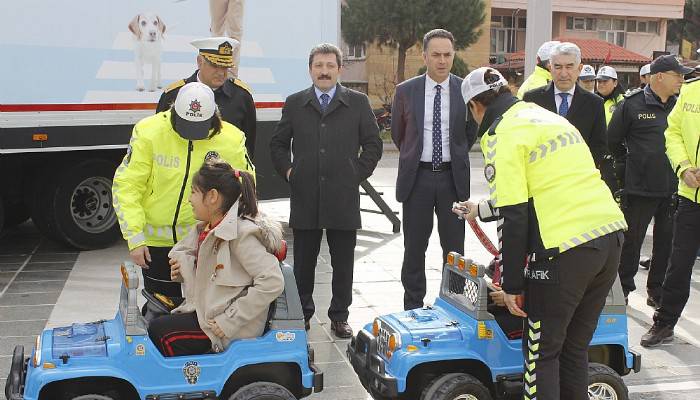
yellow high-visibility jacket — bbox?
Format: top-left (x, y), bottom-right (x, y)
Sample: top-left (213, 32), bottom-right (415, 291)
top-left (113, 110), bottom-right (255, 250)
top-left (517, 66), bottom-right (552, 99)
top-left (665, 80), bottom-right (700, 203)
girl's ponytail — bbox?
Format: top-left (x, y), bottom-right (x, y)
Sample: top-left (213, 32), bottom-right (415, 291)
top-left (234, 170), bottom-right (258, 217)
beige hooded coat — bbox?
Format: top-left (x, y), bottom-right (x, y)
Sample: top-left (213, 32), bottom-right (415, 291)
top-left (168, 201), bottom-right (284, 352)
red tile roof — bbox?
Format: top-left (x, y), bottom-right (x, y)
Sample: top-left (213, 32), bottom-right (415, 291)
top-left (490, 37), bottom-right (650, 71)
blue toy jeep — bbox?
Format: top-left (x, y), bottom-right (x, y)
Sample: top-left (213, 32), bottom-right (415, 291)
top-left (347, 252), bottom-right (641, 400)
top-left (5, 262), bottom-right (323, 400)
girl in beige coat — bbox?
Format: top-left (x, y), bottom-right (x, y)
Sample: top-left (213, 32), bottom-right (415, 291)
top-left (148, 160), bottom-right (284, 356)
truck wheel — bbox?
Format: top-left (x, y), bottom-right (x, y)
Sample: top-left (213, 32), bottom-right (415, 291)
top-left (41, 160), bottom-right (120, 249)
top-left (228, 382), bottom-right (296, 400)
top-left (420, 373), bottom-right (492, 400)
top-left (588, 363), bottom-right (628, 400)
top-left (70, 396), bottom-right (114, 400)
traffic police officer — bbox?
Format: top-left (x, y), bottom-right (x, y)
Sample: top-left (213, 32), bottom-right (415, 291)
top-left (641, 57), bottom-right (700, 347)
top-left (595, 65), bottom-right (624, 193)
top-left (578, 64), bottom-right (596, 92)
top-left (114, 82), bottom-right (254, 298)
top-left (516, 40), bottom-right (560, 99)
top-left (596, 66), bottom-right (625, 124)
top-left (456, 67), bottom-right (626, 400)
top-left (608, 55), bottom-right (688, 308)
top-left (157, 37), bottom-right (257, 159)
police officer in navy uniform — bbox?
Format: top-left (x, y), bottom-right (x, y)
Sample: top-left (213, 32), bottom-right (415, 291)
top-left (608, 55), bottom-right (690, 307)
top-left (157, 37), bottom-right (257, 159)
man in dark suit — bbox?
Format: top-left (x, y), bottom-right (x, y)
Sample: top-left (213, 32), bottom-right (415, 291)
top-left (392, 29), bottom-right (477, 310)
top-left (523, 42), bottom-right (607, 166)
top-left (269, 43), bottom-right (382, 338)
top-left (157, 37), bottom-right (257, 159)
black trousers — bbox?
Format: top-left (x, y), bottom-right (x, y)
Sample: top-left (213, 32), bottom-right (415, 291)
top-left (654, 197), bottom-right (700, 328)
top-left (142, 246), bottom-right (182, 298)
top-left (523, 231), bottom-right (622, 400)
top-left (148, 312), bottom-right (211, 357)
top-left (401, 168), bottom-right (465, 310)
top-left (293, 229), bottom-right (356, 322)
top-left (618, 195), bottom-right (673, 298)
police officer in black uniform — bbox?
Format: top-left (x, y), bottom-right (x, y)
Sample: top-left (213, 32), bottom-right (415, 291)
top-left (608, 55), bottom-right (690, 307)
top-left (157, 37), bottom-right (257, 159)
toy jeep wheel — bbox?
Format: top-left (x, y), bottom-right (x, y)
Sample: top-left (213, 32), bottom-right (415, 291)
top-left (588, 363), bottom-right (628, 400)
top-left (71, 396), bottom-right (114, 400)
top-left (420, 373), bottom-right (493, 400)
top-left (228, 382), bottom-right (296, 400)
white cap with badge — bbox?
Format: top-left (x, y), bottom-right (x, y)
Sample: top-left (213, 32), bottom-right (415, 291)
top-left (173, 82), bottom-right (217, 140)
top-left (190, 37), bottom-right (240, 68)
top-left (579, 65), bottom-right (596, 81)
top-left (461, 67), bottom-right (508, 104)
top-left (596, 66), bottom-right (618, 80)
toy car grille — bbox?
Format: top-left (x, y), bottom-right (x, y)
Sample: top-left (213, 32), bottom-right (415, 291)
top-left (376, 321), bottom-right (395, 358)
top-left (447, 269), bottom-right (478, 307)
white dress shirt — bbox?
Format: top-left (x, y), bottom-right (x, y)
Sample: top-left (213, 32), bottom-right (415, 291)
top-left (554, 85), bottom-right (576, 114)
top-left (420, 75), bottom-right (451, 162)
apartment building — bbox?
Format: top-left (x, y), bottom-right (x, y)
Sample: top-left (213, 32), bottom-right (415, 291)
top-left (490, 0), bottom-right (684, 59)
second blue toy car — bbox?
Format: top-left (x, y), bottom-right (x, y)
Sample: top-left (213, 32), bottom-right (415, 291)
top-left (347, 252), bottom-right (641, 400)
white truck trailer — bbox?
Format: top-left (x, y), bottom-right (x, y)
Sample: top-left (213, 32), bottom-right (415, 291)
top-left (0, 0), bottom-right (340, 248)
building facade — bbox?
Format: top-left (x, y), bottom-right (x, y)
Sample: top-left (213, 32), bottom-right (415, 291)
top-left (490, 0), bottom-right (684, 60)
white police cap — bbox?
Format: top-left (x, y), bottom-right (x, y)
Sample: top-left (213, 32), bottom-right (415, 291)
top-left (579, 65), bottom-right (596, 80)
top-left (537, 41), bottom-right (561, 62)
top-left (461, 67), bottom-right (508, 104)
top-left (596, 66), bottom-right (618, 80)
top-left (173, 82), bottom-right (217, 140)
top-left (639, 64), bottom-right (651, 76)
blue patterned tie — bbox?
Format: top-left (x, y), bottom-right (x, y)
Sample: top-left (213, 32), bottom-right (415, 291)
top-left (432, 84), bottom-right (443, 170)
top-left (558, 93), bottom-right (569, 117)
top-left (320, 93), bottom-right (330, 113)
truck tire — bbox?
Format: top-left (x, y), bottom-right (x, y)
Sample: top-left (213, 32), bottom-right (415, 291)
top-left (228, 382), bottom-right (296, 400)
top-left (70, 396), bottom-right (114, 400)
top-left (38, 160), bottom-right (120, 250)
top-left (588, 363), bottom-right (628, 400)
top-left (420, 373), bottom-right (492, 400)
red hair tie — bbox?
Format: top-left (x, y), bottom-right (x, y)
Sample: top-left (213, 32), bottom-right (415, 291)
top-left (233, 169), bottom-right (241, 181)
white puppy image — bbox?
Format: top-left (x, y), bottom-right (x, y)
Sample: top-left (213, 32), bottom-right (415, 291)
top-left (128, 13), bottom-right (166, 92)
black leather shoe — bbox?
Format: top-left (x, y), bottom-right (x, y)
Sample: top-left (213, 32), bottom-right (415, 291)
top-left (641, 323), bottom-right (674, 347)
top-left (304, 320), bottom-right (310, 331)
top-left (639, 257), bottom-right (651, 270)
top-left (331, 321), bottom-right (353, 339)
top-left (647, 297), bottom-right (660, 309)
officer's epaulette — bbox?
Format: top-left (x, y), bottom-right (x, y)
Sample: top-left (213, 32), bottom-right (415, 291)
top-left (685, 76), bottom-right (700, 84)
top-left (163, 79), bottom-right (186, 94)
top-left (624, 87), bottom-right (643, 98)
top-left (231, 78), bottom-right (253, 95)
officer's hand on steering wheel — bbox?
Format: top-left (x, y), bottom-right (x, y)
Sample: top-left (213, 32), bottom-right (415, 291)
top-left (452, 201), bottom-right (478, 221)
top-left (129, 246), bottom-right (151, 269)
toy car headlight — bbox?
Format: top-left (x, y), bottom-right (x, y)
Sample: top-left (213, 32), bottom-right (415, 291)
top-left (372, 319), bottom-right (380, 337)
top-left (32, 335), bottom-right (41, 367)
top-left (388, 333), bottom-right (401, 352)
